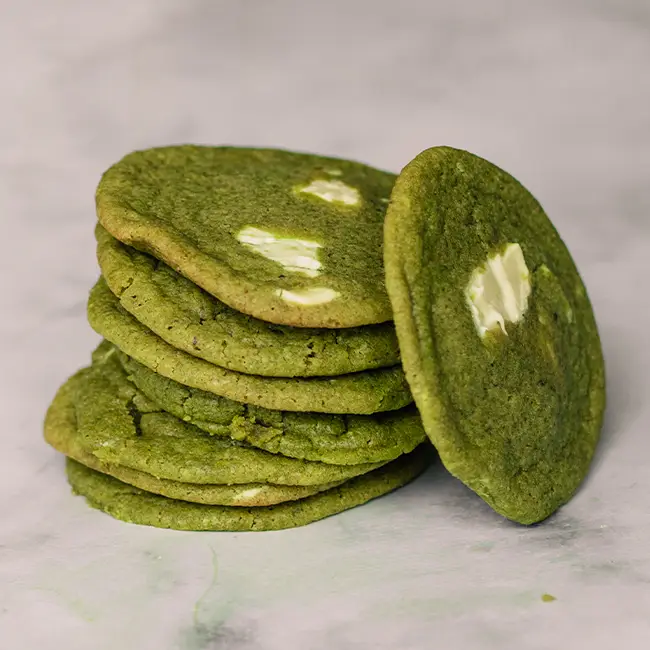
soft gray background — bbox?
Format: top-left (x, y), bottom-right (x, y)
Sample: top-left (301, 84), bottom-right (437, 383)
top-left (2, 1), bottom-right (649, 649)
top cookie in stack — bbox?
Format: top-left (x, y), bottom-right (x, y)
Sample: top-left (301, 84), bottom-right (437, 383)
top-left (44, 146), bottom-right (432, 531)
top-left (96, 146), bottom-right (397, 329)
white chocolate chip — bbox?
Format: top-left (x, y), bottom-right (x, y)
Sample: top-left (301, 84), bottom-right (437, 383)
top-left (97, 346), bottom-right (116, 364)
top-left (298, 179), bottom-right (360, 205)
top-left (237, 487), bottom-right (263, 500)
top-left (237, 226), bottom-right (322, 278)
top-left (276, 287), bottom-right (340, 306)
top-left (465, 243), bottom-right (531, 337)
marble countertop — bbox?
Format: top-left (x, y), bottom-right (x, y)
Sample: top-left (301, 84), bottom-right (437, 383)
top-left (2, 1), bottom-right (649, 648)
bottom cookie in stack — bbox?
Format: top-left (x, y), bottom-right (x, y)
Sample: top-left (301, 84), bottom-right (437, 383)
top-left (64, 453), bottom-right (429, 532)
top-left (44, 344), bottom-right (431, 531)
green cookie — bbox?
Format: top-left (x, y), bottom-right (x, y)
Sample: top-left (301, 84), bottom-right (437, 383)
top-left (116, 347), bottom-right (426, 465)
top-left (44, 370), bottom-right (343, 506)
top-left (384, 146), bottom-right (605, 525)
top-left (71, 350), bottom-right (387, 486)
top-left (96, 146), bottom-right (395, 328)
top-left (87, 278), bottom-right (412, 414)
top-left (65, 445), bottom-right (431, 531)
top-left (96, 224), bottom-right (400, 377)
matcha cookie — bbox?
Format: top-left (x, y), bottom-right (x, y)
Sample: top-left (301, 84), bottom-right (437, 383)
top-left (384, 146), bottom-right (605, 525)
top-left (71, 351), bottom-right (388, 486)
top-left (44, 370), bottom-right (342, 506)
top-left (96, 146), bottom-right (395, 328)
top-left (87, 278), bottom-right (412, 414)
top-left (65, 444), bottom-right (431, 531)
top-left (96, 224), bottom-right (400, 377)
top-left (117, 348), bottom-right (426, 465)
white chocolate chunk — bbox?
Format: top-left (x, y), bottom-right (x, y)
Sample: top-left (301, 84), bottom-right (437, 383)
top-left (237, 487), bottom-right (263, 500)
top-left (96, 346), bottom-right (116, 364)
top-left (237, 226), bottom-right (322, 278)
top-left (276, 287), bottom-right (340, 306)
top-left (465, 243), bottom-right (531, 337)
top-left (298, 179), bottom-right (360, 205)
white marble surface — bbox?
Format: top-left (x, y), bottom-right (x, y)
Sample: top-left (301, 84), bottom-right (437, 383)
top-left (2, 1), bottom-right (649, 648)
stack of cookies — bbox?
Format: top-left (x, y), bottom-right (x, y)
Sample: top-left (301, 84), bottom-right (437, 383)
top-left (46, 145), bottom-right (606, 527)
top-left (44, 146), bottom-right (431, 531)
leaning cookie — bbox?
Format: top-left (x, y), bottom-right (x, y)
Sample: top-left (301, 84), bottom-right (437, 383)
top-left (384, 146), bottom-right (605, 524)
